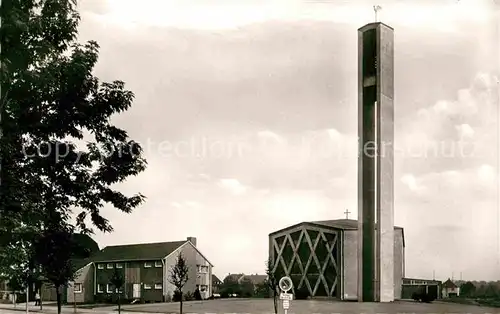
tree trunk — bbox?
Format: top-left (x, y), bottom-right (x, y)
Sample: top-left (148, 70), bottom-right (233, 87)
top-left (118, 293), bottom-right (121, 314)
top-left (55, 285), bottom-right (62, 314)
top-left (273, 289), bottom-right (278, 314)
top-left (180, 293), bottom-right (183, 314)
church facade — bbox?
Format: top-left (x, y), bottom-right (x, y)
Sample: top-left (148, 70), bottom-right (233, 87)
top-left (268, 219), bottom-right (405, 300)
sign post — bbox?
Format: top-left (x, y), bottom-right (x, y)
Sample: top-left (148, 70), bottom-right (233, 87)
top-left (278, 277), bottom-right (293, 314)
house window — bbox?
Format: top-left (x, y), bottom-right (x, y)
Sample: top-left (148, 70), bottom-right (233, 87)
top-left (116, 287), bottom-right (123, 293)
top-left (107, 263), bottom-right (114, 269)
top-left (154, 283), bottom-right (162, 290)
top-left (154, 261), bottom-right (162, 268)
top-left (196, 264), bottom-right (201, 272)
top-left (97, 284), bottom-right (104, 293)
top-left (107, 284), bottom-right (114, 293)
top-left (115, 263), bottom-right (123, 269)
top-left (74, 283), bottom-right (82, 293)
top-left (200, 266), bottom-right (209, 273)
top-left (144, 284), bottom-right (152, 290)
top-left (97, 264), bottom-right (104, 270)
top-left (144, 262), bottom-right (152, 268)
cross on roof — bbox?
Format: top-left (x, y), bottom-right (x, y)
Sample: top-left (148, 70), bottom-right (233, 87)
top-left (373, 5), bottom-right (382, 22)
top-left (344, 209), bottom-right (351, 219)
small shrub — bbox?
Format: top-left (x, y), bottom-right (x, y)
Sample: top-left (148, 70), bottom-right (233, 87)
top-left (220, 290), bottom-right (229, 298)
top-left (194, 289), bottom-right (202, 300)
top-left (172, 290), bottom-right (183, 302)
top-left (165, 293), bottom-right (172, 302)
top-left (184, 291), bottom-right (194, 301)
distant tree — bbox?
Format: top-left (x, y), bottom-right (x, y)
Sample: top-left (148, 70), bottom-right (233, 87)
top-left (169, 253), bottom-right (189, 314)
top-left (484, 282), bottom-right (500, 298)
top-left (110, 268), bottom-right (125, 314)
top-left (460, 281), bottom-right (476, 297)
top-left (239, 277), bottom-right (255, 297)
top-left (255, 281), bottom-right (270, 298)
top-left (33, 225), bottom-right (78, 314)
top-left (221, 275), bottom-right (241, 296)
top-left (265, 259), bottom-right (279, 314)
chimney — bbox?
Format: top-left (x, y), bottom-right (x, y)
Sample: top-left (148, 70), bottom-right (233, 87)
top-left (187, 237), bottom-right (197, 247)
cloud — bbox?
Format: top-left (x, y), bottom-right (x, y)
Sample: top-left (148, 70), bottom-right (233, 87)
top-left (217, 178), bottom-right (248, 195)
top-left (400, 174), bottom-right (421, 192)
top-left (455, 123), bottom-right (474, 139)
top-left (97, 0), bottom-right (494, 31)
top-left (257, 130), bottom-right (285, 143)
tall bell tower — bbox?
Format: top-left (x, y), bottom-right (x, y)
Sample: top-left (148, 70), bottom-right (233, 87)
top-left (357, 22), bottom-right (395, 303)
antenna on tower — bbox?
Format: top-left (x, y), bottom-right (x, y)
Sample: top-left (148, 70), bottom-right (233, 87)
top-left (373, 5), bottom-right (382, 22)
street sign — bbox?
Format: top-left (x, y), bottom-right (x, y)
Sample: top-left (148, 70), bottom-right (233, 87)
top-left (278, 276), bottom-right (293, 292)
top-left (283, 299), bottom-right (290, 309)
top-left (280, 292), bottom-right (293, 300)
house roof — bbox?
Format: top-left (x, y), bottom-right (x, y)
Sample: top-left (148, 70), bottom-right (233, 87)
top-left (212, 274), bottom-right (222, 284)
top-left (443, 279), bottom-right (458, 289)
top-left (243, 274), bottom-right (267, 285)
top-left (91, 241), bottom-right (186, 262)
top-left (72, 258), bottom-right (93, 270)
top-left (224, 273), bottom-right (244, 282)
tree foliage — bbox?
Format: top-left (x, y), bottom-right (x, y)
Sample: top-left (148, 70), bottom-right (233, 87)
top-left (110, 268), bottom-right (124, 314)
top-left (1, 0), bottom-right (146, 312)
top-left (169, 253), bottom-right (189, 314)
top-left (265, 259), bottom-right (279, 314)
top-left (460, 281), bottom-right (476, 297)
top-left (0, 0), bottom-right (146, 234)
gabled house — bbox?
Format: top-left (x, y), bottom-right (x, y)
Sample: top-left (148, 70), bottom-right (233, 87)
top-left (224, 273), bottom-right (244, 284)
top-left (212, 275), bottom-right (222, 294)
top-left (241, 274), bottom-right (267, 287)
top-left (67, 237), bottom-right (214, 303)
top-left (442, 278), bottom-right (460, 298)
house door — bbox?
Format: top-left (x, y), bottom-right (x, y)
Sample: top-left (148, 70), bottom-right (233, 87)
top-left (132, 284), bottom-right (141, 298)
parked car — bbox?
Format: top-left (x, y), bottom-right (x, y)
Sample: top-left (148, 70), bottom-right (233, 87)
top-left (208, 293), bottom-right (221, 299)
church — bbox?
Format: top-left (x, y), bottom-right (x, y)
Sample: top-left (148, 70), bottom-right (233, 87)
top-left (268, 218), bottom-right (405, 300)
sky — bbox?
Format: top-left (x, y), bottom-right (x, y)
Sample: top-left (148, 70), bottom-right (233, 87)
top-left (75, 0), bottom-right (499, 281)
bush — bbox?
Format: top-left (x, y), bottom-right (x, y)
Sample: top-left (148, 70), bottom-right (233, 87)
top-left (194, 289), bottom-right (202, 300)
top-left (294, 286), bottom-right (309, 300)
top-left (172, 290), bottom-right (182, 302)
top-left (184, 291), bottom-right (194, 301)
top-left (220, 290), bottom-right (230, 298)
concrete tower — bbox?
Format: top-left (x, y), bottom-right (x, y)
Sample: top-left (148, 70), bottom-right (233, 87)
top-left (357, 22), bottom-right (395, 302)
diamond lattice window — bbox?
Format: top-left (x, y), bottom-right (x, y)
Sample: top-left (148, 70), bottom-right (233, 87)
top-left (271, 227), bottom-right (340, 298)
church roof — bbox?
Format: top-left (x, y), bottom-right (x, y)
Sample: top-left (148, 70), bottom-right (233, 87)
top-left (269, 219), bottom-right (405, 247)
top-left (312, 219), bottom-right (404, 230)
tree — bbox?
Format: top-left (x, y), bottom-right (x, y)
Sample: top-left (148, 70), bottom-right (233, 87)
top-left (460, 281), bottom-right (476, 297)
top-left (169, 253), bottom-right (189, 314)
top-left (33, 225), bottom-right (78, 314)
top-left (220, 275), bottom-right (241, 297)
top-left (0, 0), bottom-right (146, 295)
top-left (265, 259), bottom-right (279, 314)
top-left (110, 268), bottom-right (125, 314)
top-left (239, 277), bottom-right (255, 297)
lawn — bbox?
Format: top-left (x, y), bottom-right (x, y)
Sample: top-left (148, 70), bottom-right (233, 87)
top-left (119, 298), bottom-right (500, 314)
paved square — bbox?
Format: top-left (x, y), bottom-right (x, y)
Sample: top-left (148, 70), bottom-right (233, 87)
top-left (120, 299), bottom-right (500, 314)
